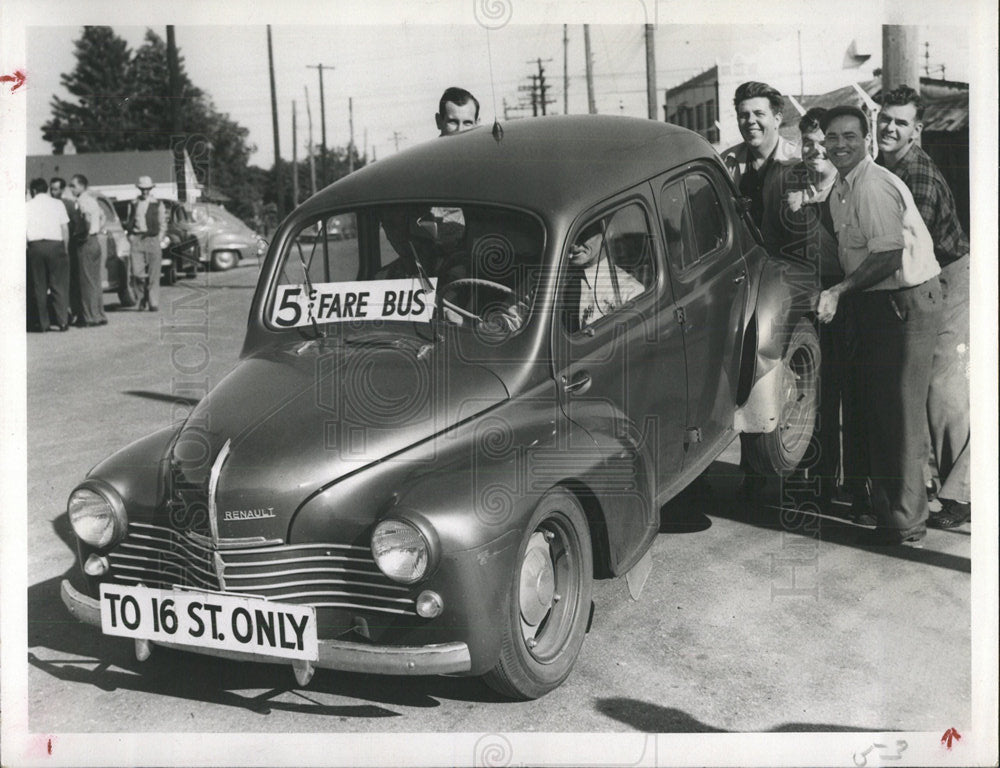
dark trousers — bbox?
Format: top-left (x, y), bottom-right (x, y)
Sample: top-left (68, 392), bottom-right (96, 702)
top-left (837, 294), bottom-right (870, 495)
top-left (852, 278), bottom-right (943, 537)
top-left (27, 240), bottom-right (69, 329)
top-left (78, 234), bottom-right (106, 323)
top-left (68, 240), bottom-right (83, 321)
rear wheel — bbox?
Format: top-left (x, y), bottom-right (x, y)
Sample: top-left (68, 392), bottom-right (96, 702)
top-left (161, 260), bottom-right (177, 286)
top-left (742, 319), bottom-right (820, 476)
top-left (483, 488), bottom-right (593, 700)
top-left (211, 249), bottom-right (239, 271)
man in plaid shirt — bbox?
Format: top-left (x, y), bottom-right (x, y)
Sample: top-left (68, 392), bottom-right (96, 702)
top-left (876, 85), bottom-right (970, 529)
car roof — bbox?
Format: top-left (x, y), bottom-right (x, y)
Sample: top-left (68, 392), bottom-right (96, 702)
top-left (300, 115), bottom-right (719, 219)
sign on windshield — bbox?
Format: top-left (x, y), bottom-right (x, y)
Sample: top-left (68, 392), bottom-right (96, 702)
top-left (269, 205), bottom-right (544, 334)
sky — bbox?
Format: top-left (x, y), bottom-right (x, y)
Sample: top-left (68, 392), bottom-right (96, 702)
top-left (23, 16), bottom-right (970, 168)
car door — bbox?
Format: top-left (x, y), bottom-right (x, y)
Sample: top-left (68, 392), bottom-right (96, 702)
top-left (655, 165), bottom-right (749, 469)
top-left (552, 193), bottom-right (687, 567)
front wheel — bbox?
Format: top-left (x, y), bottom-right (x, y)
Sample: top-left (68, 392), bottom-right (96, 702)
top-left (483, 488), bottom-right (593, 700)
top-left (742, 318), bottom-right (820, 476)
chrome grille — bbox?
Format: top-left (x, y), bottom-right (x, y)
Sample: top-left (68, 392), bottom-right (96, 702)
top-left (168, 464), bottom-right (211, 538)
top-left (107, 522), bottom-right (416, 616)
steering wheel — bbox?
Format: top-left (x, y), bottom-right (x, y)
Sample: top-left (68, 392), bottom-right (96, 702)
top-left (439, 278), bottom-right (527, 329)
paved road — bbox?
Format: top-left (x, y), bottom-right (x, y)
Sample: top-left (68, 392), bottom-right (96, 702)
top-left (24, 262), bottom-right (971, 737)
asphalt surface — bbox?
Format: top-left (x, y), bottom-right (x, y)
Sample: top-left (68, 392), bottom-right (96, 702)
top-left (23, 260), bottom-right (971, 736)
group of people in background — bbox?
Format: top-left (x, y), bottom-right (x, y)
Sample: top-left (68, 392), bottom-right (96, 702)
top-left (26, 174), bottom-right (167, 332)
top-left (722, 80), bottom-right (970, 545)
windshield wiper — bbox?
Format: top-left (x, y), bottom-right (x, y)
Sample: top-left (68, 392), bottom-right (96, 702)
top-left (406, 241), bottom-right (445, 343)
top-left (295, 243), bottom-right (325, 340)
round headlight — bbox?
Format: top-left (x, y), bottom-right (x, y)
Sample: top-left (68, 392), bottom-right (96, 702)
top-left (371, 519), bottom-right (429, 584)
top-left (68, 486), bottom-right (126, 548)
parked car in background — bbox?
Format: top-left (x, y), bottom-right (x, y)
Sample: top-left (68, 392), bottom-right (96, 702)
top-left (95, 193), bottom-right (135, 307)
top-left (169, 201), bottom-right (267, 272)
top-left (61, 116), bottom-right (820, 700)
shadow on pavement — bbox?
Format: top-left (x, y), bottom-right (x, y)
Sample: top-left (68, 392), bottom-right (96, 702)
top-left (122, 390), bottom-right (201, 407)
top-left (596, 697), bottom-right (887, 733)
top-left (687, 460), bottom-right (970, 574)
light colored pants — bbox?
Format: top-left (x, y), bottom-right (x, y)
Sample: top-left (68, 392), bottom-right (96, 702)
top-left (927, 255), bottom-right (970, 503)
top-left (129, 234), bottom-right (162, 309)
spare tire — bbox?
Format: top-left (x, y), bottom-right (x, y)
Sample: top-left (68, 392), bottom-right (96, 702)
top-left (742, 318), bottom-right (820, 477)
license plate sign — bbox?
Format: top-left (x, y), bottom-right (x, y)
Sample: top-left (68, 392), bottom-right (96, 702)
top-left (100, 584), bottom-right (318, 661)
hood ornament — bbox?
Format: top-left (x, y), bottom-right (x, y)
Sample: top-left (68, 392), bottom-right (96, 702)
top-left (492, 119), bottom-right (504, 144)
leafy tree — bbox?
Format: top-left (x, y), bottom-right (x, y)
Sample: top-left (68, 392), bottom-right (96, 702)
top-left (43, 27), bottom-right (261, 224)
top-left (42, 26), bottom-right (134, 153)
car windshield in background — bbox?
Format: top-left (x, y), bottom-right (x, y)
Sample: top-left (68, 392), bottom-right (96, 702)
top-left (269, 204), bottom-right (545, 337)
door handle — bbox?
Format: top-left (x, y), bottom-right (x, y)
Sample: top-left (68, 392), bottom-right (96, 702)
top-left (732, 270), bottom-right (747, 284)
top-left (561, 372), bottom-right (592, 395)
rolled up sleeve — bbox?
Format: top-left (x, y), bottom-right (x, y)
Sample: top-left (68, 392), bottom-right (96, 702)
top-left (856, 173), bottom-right (905, 254)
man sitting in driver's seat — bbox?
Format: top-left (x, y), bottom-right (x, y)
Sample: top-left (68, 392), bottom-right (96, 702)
top-left (570, 222), bottom-right (645, 328)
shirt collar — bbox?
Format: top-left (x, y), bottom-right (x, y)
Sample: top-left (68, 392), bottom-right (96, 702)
top-left (839, 153), bottom-right (873, 191)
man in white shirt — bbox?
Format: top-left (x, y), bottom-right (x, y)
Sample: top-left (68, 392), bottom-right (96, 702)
top-left (26, 177), bottom-right (70, 332)
top-left (570, 224), bottom-right (645, 329)
top-left (818, 106), bottom-right (943, 547)
top-left (68, 174), bottom-right (107, 326)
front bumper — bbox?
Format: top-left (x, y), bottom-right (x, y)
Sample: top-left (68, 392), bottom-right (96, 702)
top-left (60, 579), bottom-right (472, 676)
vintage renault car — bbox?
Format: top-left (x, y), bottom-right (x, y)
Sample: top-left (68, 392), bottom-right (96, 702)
top-left (61, 116), bottom-right (819, 699)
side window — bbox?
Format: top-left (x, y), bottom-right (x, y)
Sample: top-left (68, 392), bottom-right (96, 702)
top-left (659, 171), bottom-right (728, 273)
top-left (563, 201), bottom-right (656, 333)
top-left (685, 174), bottom-right (727, 258)
top-left (660, 180), bottom-right (691, 271)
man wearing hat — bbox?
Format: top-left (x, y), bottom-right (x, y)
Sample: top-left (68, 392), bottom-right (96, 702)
top-left (126, 175), bottom-right (167, 311)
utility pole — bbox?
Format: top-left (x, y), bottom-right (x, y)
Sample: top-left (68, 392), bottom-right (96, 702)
top-left (584, 24), bottom-right (596, 114)
top-left (307, 63), bottom-right (333, 187)
top-left (291, 100), bottom-right (299, 206)
top-left (348, 97), bottom-right (355, 174)
top-left (267, 25), bottom-right (283, 216)
top-left (533, 58), bottom-right (554, 115)
top-left (518, 75), bottom-right (538, 116)
top-left (304, 86), bottom-right (316, 197)
top-left (563, 24), bottom-right (569, 114)
top-left (797, 29), bottom-right (805, 100)
top-left (390, 131), bottom-right (405, 153)
top-left (166, 25), bottom-right (186, 201)
top-left (363, 127), bottom-right (368, 162)
top-left (645, 24), bottom-right (656, 120)
top-left (882, 25), bottom-right (920, 93)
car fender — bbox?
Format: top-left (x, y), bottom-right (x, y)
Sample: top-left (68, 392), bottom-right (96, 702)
top-left (735, 256), bottom-right (818, 433)
top-left (84, 424), bottom-right (179, 519)
top-left (206, 231), bottom-right (252, 258)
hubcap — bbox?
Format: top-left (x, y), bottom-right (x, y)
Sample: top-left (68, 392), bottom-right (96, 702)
top-left (519, 532), bottom-right (555, 627)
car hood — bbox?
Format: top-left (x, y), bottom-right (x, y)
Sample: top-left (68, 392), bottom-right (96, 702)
top-left (168, 337), bottom-right (509, 542)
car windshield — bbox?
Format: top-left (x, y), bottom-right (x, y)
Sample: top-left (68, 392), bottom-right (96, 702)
top-left (268, 204), bottom-right (545, 339)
